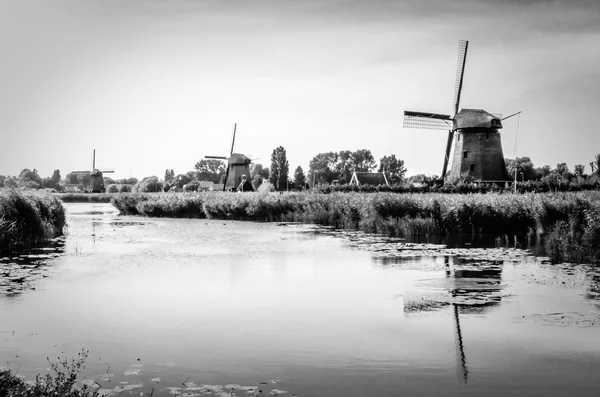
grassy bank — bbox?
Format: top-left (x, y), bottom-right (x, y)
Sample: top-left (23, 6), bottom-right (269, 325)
top-left (56, 193), bottom-right (114, 203)
top-left (0, 189), bottom-right (66, 253)
top-left (111, 191), bottom-right (600, 263)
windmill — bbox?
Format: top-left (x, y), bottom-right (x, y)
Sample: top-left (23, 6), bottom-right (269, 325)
top-left (206, 123), bottom-right (254, 192)
top-left (71, 150), bottom-right (114, 193)
top-left (403, 40), bottom-right (517, 183)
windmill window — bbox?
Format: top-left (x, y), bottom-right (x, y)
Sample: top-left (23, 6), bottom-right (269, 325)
top-left (463, 151), bottom-right (469, 159)
top-left (457, 135), bottom-right (460, 142)
top-left (470, 164), bottom-right (475, 173)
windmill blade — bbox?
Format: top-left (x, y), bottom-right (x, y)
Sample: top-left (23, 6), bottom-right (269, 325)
top-left (205, 156), bottom-right (228, 160)
top-left (441, 130), bottom-right (454, 178)
top-left (403, 111), bottom-right (452, 130)
top-left (229, 123), bottom-right (237, 156)
top-left (452, 40), bottom-right (469, 115)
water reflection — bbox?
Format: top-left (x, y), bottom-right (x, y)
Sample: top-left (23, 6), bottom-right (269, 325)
top-left (0, 237), bottom-right (66, 297)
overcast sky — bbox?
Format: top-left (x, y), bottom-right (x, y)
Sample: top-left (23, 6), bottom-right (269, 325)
top-left (1, 0), bottom-right (599, 179)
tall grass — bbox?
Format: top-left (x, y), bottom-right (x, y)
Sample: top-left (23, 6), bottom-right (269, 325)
top-left (111, 191), bottom-right (600, 263)
top-left (0, 189), bottom-right (66, 253)
top-left (57, 193), bottom-right (114, 203)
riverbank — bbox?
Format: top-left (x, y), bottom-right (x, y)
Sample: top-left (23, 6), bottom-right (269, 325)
top-left (111, 191), bottom-right (600, 263)
top-left (0, 189), bottom-right (66, 253)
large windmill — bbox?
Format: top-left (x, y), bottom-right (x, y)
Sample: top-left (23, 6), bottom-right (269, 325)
top-left (403, 40), bottom-right (514, 183)
top-left (206, 123), bottom-right (254, 192)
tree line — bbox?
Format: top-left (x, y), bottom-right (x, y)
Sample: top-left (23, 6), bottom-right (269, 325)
top-left (2, 151), bottom-right (600, 193)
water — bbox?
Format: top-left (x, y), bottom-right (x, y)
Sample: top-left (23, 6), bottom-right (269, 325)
top-left (1, 203), bottom-right (600, 396)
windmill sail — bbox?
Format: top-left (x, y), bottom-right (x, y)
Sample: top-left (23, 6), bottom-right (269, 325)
top-left (402, 111), bottom-right (452, 130)
top-left (452, 40), bottom-right (468, 116)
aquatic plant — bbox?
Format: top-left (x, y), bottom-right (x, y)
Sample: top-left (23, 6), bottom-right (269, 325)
top-left (0, 189), bottom-right (66, 253)
top-left (0, 350), bottom-right (100, 397)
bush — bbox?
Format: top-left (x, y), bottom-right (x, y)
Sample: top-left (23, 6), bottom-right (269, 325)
top-left (106, 184), bottom-right (119, 193)
top-left (132, 176), bottom-right (163, 193)
top-left (119, 184), bottom-right (132, 193)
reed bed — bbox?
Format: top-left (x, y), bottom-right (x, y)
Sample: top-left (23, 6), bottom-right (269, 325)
top-left (111, 191), bottom-right (600, 263)
top-left (0, 189), bottom-right (66, 253)
top-left (57, 193), bottom-right (114, 203)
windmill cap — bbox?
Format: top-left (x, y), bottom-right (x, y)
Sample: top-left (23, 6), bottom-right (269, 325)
top-left (454, 109), bottom-right (502, 130)
top-left (90, 169), bottom-right (102, 176)
top-left (229, 153), bottom-right (252, 164)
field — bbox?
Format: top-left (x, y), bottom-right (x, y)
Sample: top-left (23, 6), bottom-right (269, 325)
top-left (0, 189), bottom-right (66, 253)
top-left (111, 191), bottom-right (600, 263)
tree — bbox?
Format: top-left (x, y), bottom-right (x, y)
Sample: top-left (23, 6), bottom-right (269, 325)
top-left (505, 157), bottom-right (536, 181)
top-left (574, 164), bottom-right (585, 178)
top-left (378, 154), bottom-right (406, 185)
top-left (173, 174), bottom-right (192, 189)
top-left (250, 163), bottom-right (270, 179)
top-left (591, 154), bottom-right (600, 175)
top-left (133, 176), bottom-right (163, 193)
top-left (554, 163), bottom-right (572, 180)
top-left (251, 175), bottom-right (264, 190)
top-left (164, 169), bottom-right (175, 183)
top-left (0, 175), bottom-right (5, 188)
top-left (334, 150), bottom-right (354, 184)
top-left (269, 146), bottom-right (289, 191)
top-left (4, 177), bottom-right (18, 188)
top-left (47, 169), bottom-right (61, 190)
top-left (350, 149), bottom-right (376, 173)
top-left (534, 165), bottom-right (551, 180)
top-left (18, 168), bottom-right (43, 189)
top-left (294, 166), bottom-right (307, 189)
top-left (194, 159), bottom-right (227, 183)
top-left (308, 152), bottom-right (338, 186)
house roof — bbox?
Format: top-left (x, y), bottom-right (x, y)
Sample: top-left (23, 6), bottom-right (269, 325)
top-left (350, 172), bottom-right (389, 186)
top-left (454, 109), bottom-right (502, 130)
top-left (197, 181), bottom-right (215, 188)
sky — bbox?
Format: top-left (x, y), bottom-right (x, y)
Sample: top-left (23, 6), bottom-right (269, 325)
top-left (1, 0), bottom-right (599, 180)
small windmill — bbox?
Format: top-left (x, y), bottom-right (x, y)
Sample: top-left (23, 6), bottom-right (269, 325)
top-left (206, 123), bottom-right (253, 192)
top-left (72, 150), bottom-right (114, 193)
top-left (403, 40), bottom-right (517, 183)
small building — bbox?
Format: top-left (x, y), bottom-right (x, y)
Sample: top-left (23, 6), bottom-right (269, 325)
top-left (349, 172), bottom-right (389, 187)
top-left (197, 181), bottom-right (216, 191)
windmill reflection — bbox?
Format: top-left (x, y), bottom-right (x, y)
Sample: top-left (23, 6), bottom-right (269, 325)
top-left (444, 255), bottom-right (504, 384)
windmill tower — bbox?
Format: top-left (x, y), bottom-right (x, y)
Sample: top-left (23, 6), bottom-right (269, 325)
top-left (403, 40), bottom-right (513, 184)
top-left (206, 123), bottom-right (254, 192)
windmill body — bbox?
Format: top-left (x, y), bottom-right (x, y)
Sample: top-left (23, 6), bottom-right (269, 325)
top-left (445, 109), bottom-right (509, 182)
top-left (403, 40), bottom-right (509, 184)
top-left (224, 153), bottom-right (252, 191)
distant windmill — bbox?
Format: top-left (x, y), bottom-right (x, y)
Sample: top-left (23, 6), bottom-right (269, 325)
top-left (403, 40), bottom-right (519, 183)
top-left (206, 123), bottom-right (253, 192)
top-left (72, 150), bottom-right (114, 193)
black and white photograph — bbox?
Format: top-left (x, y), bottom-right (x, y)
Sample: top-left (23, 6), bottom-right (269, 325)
top-left (1, 1), bottom-right (599, 396)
